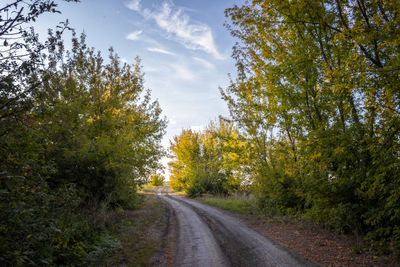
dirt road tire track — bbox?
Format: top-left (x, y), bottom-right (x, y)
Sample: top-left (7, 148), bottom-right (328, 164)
top-left (172, 195), bottom-right (317, 267)
top-left (157, 186), bottom-right (317, 266)
top-left (159, 194), bottom-right (230, 266)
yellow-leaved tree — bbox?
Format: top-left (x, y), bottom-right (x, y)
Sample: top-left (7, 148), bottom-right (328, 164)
top-left (223, 0), bottom-right (400, 253)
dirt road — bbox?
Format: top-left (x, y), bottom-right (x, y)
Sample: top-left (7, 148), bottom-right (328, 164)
top-left (157, 188), bottom-right (316, 267)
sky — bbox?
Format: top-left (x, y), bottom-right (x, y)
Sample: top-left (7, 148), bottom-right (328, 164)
top-left (33, 0), bottom-right (243, 177)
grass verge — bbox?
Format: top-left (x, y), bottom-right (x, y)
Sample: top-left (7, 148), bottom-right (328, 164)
top-left (200, 194), bottom-right (257, 215)
top-left (104, 194), bottom-right (171, 266)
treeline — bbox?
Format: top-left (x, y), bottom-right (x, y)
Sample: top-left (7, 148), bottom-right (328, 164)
top-left (169, 0), bottom-right (400, 255)
top-left (0, 1), bottom-right (166, 265)
top-left (169, 119), bottom-right (246, 197)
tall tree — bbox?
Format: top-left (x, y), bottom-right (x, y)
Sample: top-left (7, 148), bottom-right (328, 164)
top-left (223, 0), bottom-right (400, 250)
top-left (0, 1), bottom-right (167, 263)
top-left (32, 33), bottom-right (167, 203)
top-left (169, 119), bottom-right (245, 196)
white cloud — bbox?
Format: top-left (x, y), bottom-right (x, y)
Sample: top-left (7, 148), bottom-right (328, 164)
top-left (126, 30), bottom-right (143, 40)
top-left (125, 0), bottom-right (141, 11)
top-left (147, 47), bottom-right (176, 56)
top-left (169, 118), bottom-right (177, 125)
top-left (141, 2), bottom-right (223, 59)
top-left (193, 57), bottom-right (215, 69)
top-left (170, 63), bottom-right (196, 81)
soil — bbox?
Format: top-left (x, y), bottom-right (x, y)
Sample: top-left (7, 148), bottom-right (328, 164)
top-left (174, 196), bottom-right (314, 267)
top-left (147, 187), bottom-right (397, 266)
top-left (157, 187), bottom-right (314, 267)
top-left (199, 204), bottom-right (396, 267)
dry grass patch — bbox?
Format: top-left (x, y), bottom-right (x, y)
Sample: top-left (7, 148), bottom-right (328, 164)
top-left (106, 195), bottom-right (172, 266)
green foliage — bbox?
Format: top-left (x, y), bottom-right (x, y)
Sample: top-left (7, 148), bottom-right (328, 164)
top-left (86, 232), bottom-right (122, 264)
top-left (32, 34), bottom-right (166, 205)
top-left (0, 1), bottom-right (166, 264)
top-left (0, 172), bottom-right (123, 265)
top-left (169, 119), bottom-right (247, 197)
top-left (222, 0), bottom-right (400, 255)
top-left (148, 174), bottom-right (165, 186)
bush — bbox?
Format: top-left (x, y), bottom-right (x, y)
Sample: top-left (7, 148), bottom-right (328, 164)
top-left (0, 174), bottom-right (83, 265)
top-left (0, 172), bottom-right (126, 265)
top-left (149, 174), bottom-right (165, 186)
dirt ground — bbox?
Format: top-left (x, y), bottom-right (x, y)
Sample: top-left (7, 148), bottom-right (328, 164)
top-left (115, 191), bottom-right (397, 266)
top-left (202, 206), bottom-right (396, 267)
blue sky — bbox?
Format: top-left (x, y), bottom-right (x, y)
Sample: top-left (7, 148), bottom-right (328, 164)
top-left (34, 0), bottom-right (242, 176)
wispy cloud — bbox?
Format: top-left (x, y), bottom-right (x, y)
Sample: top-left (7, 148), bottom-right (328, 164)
top-left (170, 63), bottom-right (196, 81)
top-left (193, 57), bottom-right (215, 69)
top-left (126, 30), bottom-right (143, 41)
top-left (149, 3), bottom-right (222, 59)
top-left (147, 47), bottom-right (176, 56)
top-left (125, 0), bottom-right (141, 11)
top-left (126, 1), bottom-right (223, 59)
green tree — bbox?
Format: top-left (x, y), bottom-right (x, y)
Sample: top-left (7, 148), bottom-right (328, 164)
top-left (32, 33), bottom-right (167, 205)
top-left (0, 1), bottom-right (167, 264)
top-left (149, 174), bottom-right (165, 186)
top-left (223, 0), bottom-right (400, 252)
top-left (169, 129), bottom-right (202, 195)
top-left (169, 119), bottom-right (246, 197)
top-left (1, 0), bottom-right (79, 138)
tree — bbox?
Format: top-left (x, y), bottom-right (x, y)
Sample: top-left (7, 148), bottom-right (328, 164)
top-left (169, 119), bottom-right (246, 197)
top-left (149, 174), bottom-right (165, 186)
top-left (0, 1), bottom-right (167, 264)
top-left (32, 33), bottom-right (167, 204)
top-left (169, 129), bottom-right (202, 195)
top-left (1, 0), bottom-right (79, 134)
top-left (223, 0), bottom-right (400, 251)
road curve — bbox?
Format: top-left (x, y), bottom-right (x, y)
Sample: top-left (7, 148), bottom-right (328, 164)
top-left (158, 188), bottom-right (315, 267)
top-left (158, 190), bottom-right (229, 266)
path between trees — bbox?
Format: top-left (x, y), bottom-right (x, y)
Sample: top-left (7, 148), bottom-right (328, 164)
top-left (156, 187), bottom-right (316, 267)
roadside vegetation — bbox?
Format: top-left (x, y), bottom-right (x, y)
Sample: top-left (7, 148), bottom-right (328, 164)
top-left (2, 0), bottom-right (400, 265)
top-left (0, 1), bottom-right (166, 265)
top-left (148, 174), bottom-right (166, 186)
top-left (109, 194), bottom-right (172, 266)
top-left (201, 194), bottom-right (257, 215)
top-left (169, 0), bottom-right (400, 259)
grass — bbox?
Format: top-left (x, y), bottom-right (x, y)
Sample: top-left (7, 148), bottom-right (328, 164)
top-left (201, 194), bottom-right (257, 215)
top-left (139, 184), bottom-right (159, 194)
top-left (169, 189), bottom-right (186, 196)
top-left (104, 194), bottom-right (169, 266)
top-left (140, 184), bottom-right (186, 196)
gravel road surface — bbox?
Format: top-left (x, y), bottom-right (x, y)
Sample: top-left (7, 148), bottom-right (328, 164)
top-left (158, 189), bottom-right (230, 267)
top-left (157, 188), bottom-right (315, 267)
